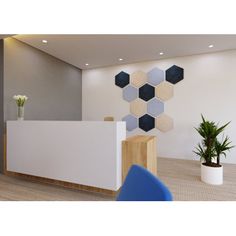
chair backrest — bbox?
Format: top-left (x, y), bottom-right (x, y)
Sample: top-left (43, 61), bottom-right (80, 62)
top-left (116, 164), bottom-right (173, 201)
top-left (104, 116), bottom-right (114, 121)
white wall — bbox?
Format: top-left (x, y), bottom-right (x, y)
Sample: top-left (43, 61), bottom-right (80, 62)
top-left (82, 50), bottom-right (236, 164)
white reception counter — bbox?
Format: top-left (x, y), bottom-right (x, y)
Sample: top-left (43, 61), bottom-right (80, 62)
top-left (6, 121), bottom-right (126, 192)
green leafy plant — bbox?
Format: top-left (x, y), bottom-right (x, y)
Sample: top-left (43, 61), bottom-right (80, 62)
top-left (215, 135), bottom-right (234, 165)
top-left (193, 115), bottom-right (233, 167)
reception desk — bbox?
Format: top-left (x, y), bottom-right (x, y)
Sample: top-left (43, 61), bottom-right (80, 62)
top-left (6, 121), bottom-right (126, 194)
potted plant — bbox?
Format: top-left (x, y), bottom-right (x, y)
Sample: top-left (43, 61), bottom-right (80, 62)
top-left (194, 115), bottom-right (234, 185)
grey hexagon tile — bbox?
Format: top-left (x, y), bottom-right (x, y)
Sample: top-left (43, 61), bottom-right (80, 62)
top-left (147, 98), bottom-right (164, 117)
top-left (147, 67), bottom-right (164, 86)
top-left (122, 85), bottom-right (138, 102)
top-left (122, 114), bottom-right (138, 131)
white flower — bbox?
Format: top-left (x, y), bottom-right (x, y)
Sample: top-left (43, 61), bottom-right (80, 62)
top-left (13, 94), bottom-right (28, 106)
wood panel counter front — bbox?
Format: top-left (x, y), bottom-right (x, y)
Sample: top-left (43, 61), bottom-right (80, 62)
top-left (122, 135), bottom-right (157, 181)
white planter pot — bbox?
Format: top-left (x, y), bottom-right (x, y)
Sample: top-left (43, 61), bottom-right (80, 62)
top-left (201, 164), bottom-right (223, 185)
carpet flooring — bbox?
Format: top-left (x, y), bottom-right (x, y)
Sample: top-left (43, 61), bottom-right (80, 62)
top-left (0, 158), bottom-right (236, 201)
top-left (157, 158), bottom-right (236, 201)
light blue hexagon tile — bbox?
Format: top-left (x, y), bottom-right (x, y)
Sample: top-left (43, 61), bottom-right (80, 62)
top-left (122, 85), bottom-right (138, 102)
top-left (147, 98), bottom-right (164, 117)
top-left (122, 114), bottom-right (138, 131)
top-left (147, 67), bottom-right (164, 86)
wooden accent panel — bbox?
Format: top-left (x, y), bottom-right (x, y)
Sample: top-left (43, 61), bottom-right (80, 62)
top-left (0, 40), bottom-right (3, 173)
top-left (3, 134), bottom-right (116, 196)
top-left (4, 171), bottom-right (117, 196)
top-left (122, 135), bottom-right (157, 181)
top-left (104, 116), bottom-right (114, 121)
top-left (3, 134), bottom-right (6, 174)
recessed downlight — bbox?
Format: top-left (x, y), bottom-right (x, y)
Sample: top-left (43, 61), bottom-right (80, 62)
top-left (159, 52), bottom-right (164, 55)
top-left (208, 44), bottom-right (214, 48)
top-left (119, 58), bottom-right (123, 61)
top-left (85, 63), bottom-right (89, 66)
top-left (42, 39), bottom-right (48, 44)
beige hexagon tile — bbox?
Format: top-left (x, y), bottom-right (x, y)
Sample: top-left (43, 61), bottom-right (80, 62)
top-left (130, 71), bottom-right (148, 88)
top-left (155, 81), bottom-right (174, 101)
top-left (156, 114), bottom-right (174, 132)
top-left (130, 98), bottom-right (147, 117)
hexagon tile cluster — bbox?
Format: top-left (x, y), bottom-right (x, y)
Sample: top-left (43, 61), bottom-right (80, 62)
top-left (115, 65), bottom-right (184, 132)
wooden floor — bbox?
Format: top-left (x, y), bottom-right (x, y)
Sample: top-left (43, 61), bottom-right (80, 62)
top-left (1, 158), bottom-right (236, 201)
top-left (0, 174), bottom-right (114, 201)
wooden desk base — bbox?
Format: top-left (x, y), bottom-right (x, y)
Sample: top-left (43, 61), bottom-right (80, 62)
top-left (4, 170), bottom-right (117, 196)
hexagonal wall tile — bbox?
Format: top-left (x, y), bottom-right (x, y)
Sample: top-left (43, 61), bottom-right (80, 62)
top-left (147, 67), bottom-right (164, 86)
top-left (139, 114), bottom-right (155, 132)
top-left (122, 114), bottom-right (138, 131)
top-left (130, 71), bottom-right (147, 88)
top-left (139, 83), bottom-right (155, 101)
top-left (130, 98), bottom-right (146, 117)
top-left (155, 81), bottom-right (174, 101)
top-left (166, 65), bottom-right (184, 84)
top-left (115, 71), bottom-right (130, 88)
top-left (147, 98), bottom-right (164, 117)
top-left (122, 85), bottom-right (138, 102)
top-left (156, 114), bottom-right (173, 132)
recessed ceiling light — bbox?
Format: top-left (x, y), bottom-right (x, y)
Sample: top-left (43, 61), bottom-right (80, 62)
top-left (119, 58), bottom-right (123, 61)
top-left (85, 63), bottom-right (89, 66)
top-left (159, 52), bottom-right (164, 55)
top-left (208, 44), bottom-right (214, 48)
top-left (42, 40), bottom-right (48, 44)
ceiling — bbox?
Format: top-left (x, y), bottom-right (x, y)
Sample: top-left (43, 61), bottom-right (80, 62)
top-left (0, 35), bottom-right (13, 39)
top-left (11, 34), bottom-right (236, 69)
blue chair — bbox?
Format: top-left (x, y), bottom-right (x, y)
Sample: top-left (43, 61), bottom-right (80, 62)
top-left (116, 165), bottom-right (173, 201)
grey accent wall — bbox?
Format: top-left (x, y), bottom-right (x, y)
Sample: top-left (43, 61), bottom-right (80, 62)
top-left (0, 40), bottom-right (4, 173)
top-left (4, 38), bottom-right (82, 121)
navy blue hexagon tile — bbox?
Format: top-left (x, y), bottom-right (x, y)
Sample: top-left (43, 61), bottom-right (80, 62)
top-left (115, 71), bottom-right (130, 88)
top-left (166, 65), bottom-right (184, 84)
top-left (139, 114), bottom-right (155, 132)
top-left (139, 83), bottom-right (155, 101)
